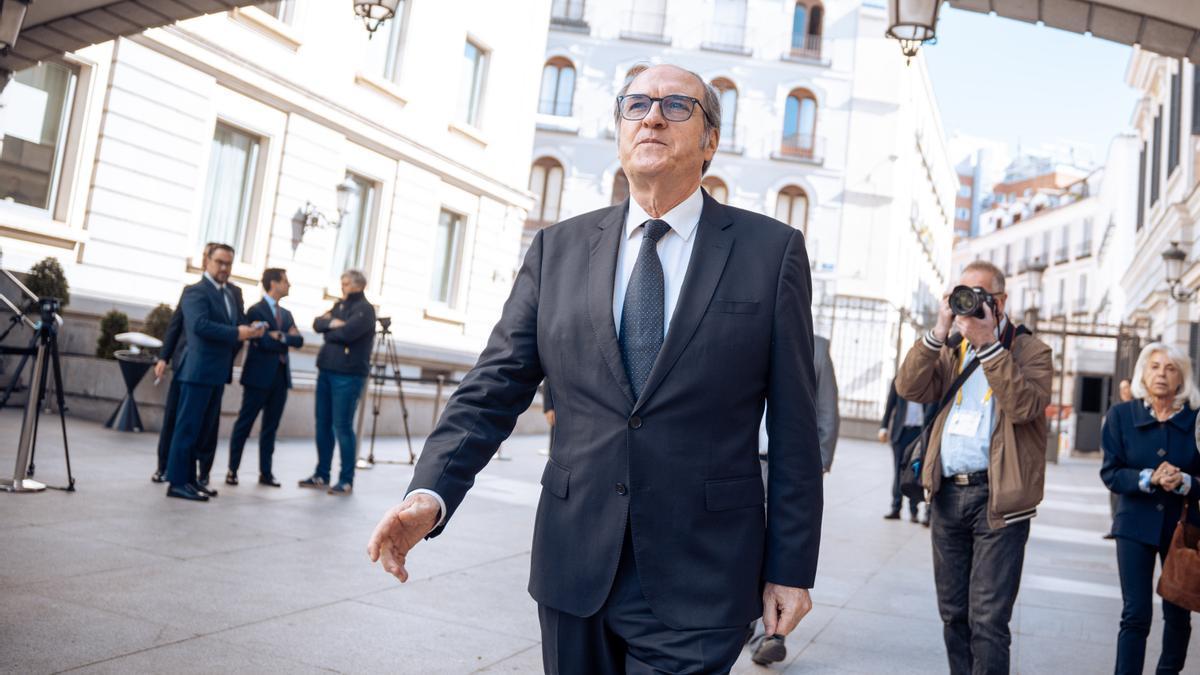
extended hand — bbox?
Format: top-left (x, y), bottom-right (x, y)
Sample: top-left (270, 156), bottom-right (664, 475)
top-left (955, 300), bottom-right (998, 350)
top-left (877, 428), bottom-right (888, 443)
top-left (762, 583), bottom-right (812, 637)
top-left (367, 493), bottom-right (441, 582)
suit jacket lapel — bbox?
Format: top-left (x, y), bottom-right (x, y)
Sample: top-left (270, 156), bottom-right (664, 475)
top-left (633, 193), bottom-right (734, 414)
top-left (587, 201), bottom-right (636, 407)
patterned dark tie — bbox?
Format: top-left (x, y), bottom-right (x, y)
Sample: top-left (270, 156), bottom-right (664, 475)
top-left (619, 218), bottom-right (671, 400)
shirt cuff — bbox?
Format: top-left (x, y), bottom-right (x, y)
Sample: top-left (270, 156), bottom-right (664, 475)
top-left (405, 488), bottom-right (447, 529)
top-left (1139, 468), bottom-right (1155, 493)
top-left (1174, 474), bottom-right (1193, 496)
top-left (922, 331), bottom-right (944, 351)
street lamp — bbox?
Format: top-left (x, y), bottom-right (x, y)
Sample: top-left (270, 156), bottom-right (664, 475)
top-left (353, 0), bottom-right (402, 36)
top-left (291, 176), bottom-right (358, 251)
top-left (1162, 241), bottom-right (1196, 302)
top-left (885, 0), bottom-right (941, 60)
top-left (0, 0), bottom-right (31, 55)
top-left (1023, 256), bottom-right (1048, 330)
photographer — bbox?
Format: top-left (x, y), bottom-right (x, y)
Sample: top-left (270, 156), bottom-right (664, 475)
top-left (895, 260), bottom-right (1052, 675)
top-left (298, 269), bottom-right (375, 496)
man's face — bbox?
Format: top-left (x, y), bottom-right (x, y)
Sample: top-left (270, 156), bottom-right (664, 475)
top-left (340, 276), bottom-right (361, 299)
top-left (1118, 379), bottom-right (1132, 402)
top-left (273, 273), bottom-right (290, 299)
top-left (617, 66), bottom-right (717, 185)
top-left (957, 269), bottom-right (1006, 319)
top-left (206, 248), bottom-right (233, 285)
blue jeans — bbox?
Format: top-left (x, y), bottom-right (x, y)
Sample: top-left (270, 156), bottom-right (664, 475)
top-left (314, 371), bottom-right (366, 486)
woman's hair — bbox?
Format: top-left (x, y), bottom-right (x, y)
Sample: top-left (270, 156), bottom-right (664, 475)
top-left (1130, 341), bottom-right (1200, 409)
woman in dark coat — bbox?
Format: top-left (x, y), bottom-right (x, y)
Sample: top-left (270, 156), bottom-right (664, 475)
top-left (1101, 342), bottom-right (1200, 675)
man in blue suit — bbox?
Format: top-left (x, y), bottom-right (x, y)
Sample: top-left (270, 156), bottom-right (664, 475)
top-left (164, 243), bottom-right (264, 502)
top-left (226, 268), bottom-right (303, 487)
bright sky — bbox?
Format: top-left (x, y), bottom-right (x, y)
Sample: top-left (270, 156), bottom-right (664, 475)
top-left (924, 6), bottom-right (1140, 167)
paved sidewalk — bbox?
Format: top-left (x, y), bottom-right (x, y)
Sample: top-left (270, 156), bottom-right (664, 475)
top-left (1, 410), bottom-right (1196, 673)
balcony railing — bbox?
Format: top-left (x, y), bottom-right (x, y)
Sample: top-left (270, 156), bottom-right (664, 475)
top-left (701, 22), bottom-right (748, 53)
top-left (550, 0), bottom-right (586, 26)
top-left (775, 133), bottom-right (825, 164)
top-left (1054, 246), bottom-right (1070, 264)
top-left (621, 10), bottom-right (668, 42)
top-left (1051, 303), bottom-right (1065, 318)
top-left (787, 34), bottom-right (823, 61)
top-left (1076, 240), bottom-right (1093, 259)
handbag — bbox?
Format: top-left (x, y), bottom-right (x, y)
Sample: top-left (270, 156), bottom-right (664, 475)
top-left (1157, 501), bottom-right (1200, 612)
top-left (898, 323), bottom-right (1030, 503)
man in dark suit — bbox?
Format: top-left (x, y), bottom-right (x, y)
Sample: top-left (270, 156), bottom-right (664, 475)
top-left (368, 64), bottom-right (822, 672)
top-left (880, 378), bottom-right (935, 523)
top-left (163, 243), bottom-right (263, 502)
top-left (226, 268), bottom-right (303, 487)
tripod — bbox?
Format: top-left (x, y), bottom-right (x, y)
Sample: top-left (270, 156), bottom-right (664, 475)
top-left (357, 321), bottom-right (415, 467)
top-left (1, 300), bottom-right (74, 493)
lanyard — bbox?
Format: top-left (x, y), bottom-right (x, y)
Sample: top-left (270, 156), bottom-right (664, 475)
top-left (956, 338), bottom-right (993, 407)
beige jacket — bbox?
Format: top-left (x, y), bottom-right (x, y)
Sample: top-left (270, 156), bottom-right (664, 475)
top-left (895, 323), bottom-right (1054, 529)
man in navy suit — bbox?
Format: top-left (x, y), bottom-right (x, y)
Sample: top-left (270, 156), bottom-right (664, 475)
top-left (226, 268), bottom-right (303, 487)
top-left (368, 64), bottom-right (822, 672)
top-left (164, 243), bottom-right (264, 502)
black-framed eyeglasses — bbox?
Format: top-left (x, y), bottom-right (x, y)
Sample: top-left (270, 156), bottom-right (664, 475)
top-left (617, 94), bottom-right (706, 122)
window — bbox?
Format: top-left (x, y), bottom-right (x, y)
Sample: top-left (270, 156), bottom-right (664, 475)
top-left (529, 157), bottom-right (564, 224)
top-left (1137, 143), bottom-right (1146, 231)
top-left (1078, 275), bottom-right (1088, 307)
top-left (332, 173), bottom-right (376, 282)
top-left (626, 0), bottom-right (667, 38)
top-left (1151, 107), bottom-right (1162, 205)
top-left (611, 169), bottom-right (629, 205)
top-left (711, 78), bottom-right (737, 146)
top-left (1056, 278), bottom-right (1066, 315)
top-left (199, 123), bottom-right (261, 259)
top-left (1003, 244), bottom-right (1011, 275)
top-left (702, 176), bottom-right (728, 203)
top-left (538, 58), bottom-right (576, 117)
top-left (551, 0), bottom-right (586, 23)
top-left (1041, 231), bottom-right (1051, 262)
top-left (364, 0), bottom-right (407, 82)
top-left (256, 0), bottom-right (295, 23)
top-left (955, 207), bottom-right (970, 221)
top-left (709, 0), bottom-right (747, 49)
top-left (1169, 65), bottom-right (1182, 174)
top-left (791, 2), bottom-right (823, 57)
top-left (0, 61), bottom-right (78, 213)
top-left (957, 183), bottom-right (971, 198)
top-left (430, 209), bottom-right (465, 306)
top-left (775, 185), bottom-right (809, 232)
top-left (458, 40), bottom-right (489, 127)
top-left (782, 89), bottom-right (817, 157)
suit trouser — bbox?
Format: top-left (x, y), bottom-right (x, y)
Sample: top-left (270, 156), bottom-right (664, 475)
top-left (890, 426), bottom-right (922, 514)
top-left (165, 382), bottom-right (224, 487)
top-left (538, 525), bottom-right (746, 674)
top-left (156, 376), bottom-right (219, 476)
top-left (228, 368), bottom-right (289, 477)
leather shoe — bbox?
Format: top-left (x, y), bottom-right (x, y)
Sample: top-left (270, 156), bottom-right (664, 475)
top-left (166, 484), bottom-right (209, 501)
top-left (258, 475), bottom-right (281, 487)
top-left (883, 511), bottom-right (901, 520)
top-left (151, 471), bottom-right (167, 483)
top-left (198, 474), bottom-right (210, 487)
top-left (191, 482), bottom-right (218, 498)
top-left (225, 470), bottom-right (238, 486)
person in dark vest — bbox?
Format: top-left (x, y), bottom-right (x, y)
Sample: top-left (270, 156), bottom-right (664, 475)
top-left (226, 268), bottom-right (303, 487)
top-left (880, 379), bottom-right (935, 523)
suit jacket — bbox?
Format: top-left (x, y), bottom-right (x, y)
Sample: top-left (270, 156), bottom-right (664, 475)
top-left (881, 379), bottom-right (935, 444)
top-left (240, 299), bottom-right (303, 389)
top-left (176, 278), bottom-right (245, 386)
top-left (159, 295), bottom-right (187, 372)
top-left (407, 193), bottom-right (822, 630)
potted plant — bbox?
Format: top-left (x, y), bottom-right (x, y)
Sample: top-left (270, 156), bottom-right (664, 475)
top-left (96, 310), bottom-right (129, 360)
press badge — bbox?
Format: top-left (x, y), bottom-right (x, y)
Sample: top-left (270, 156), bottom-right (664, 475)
top-left (947, 410), bottom-right (983, 437)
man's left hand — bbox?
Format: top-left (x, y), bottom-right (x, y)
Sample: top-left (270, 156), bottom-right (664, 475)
top-left (329, 318), bottom-right (346, 329)
top-left (762, 583), bottom-right (812, 637)
top-left (955, 300), bottom-right (998, 350)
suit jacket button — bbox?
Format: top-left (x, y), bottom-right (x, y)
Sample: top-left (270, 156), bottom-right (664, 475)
top-left (1157, 504), bottom-right (1165, 512)
top-left (1158, 449), bottom-right (1167, 457)
top-left (615, 483), bottom-right (628, 496)
top-left (628, 416), bottom-right (642, 429)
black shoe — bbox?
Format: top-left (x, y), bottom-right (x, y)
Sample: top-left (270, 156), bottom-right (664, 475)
top-left (910, 512), bottom-right (920, 523)
top-left (883, 511), bottom-right (901, 520)
top-left (258, 475), bottom-right (281, 487)
top-left (922, 513), bottom-right (931, 528)
top-left (198, 474), bottom-right (210, 487)
top-left (151, 471), bottom-right (167, 483)
top-left (327, 483), bottom-right (353, 496)
top-left (1103, 532), bottom-right (1116, 540)
top-left (298, 476), bottom-right (328, 489)
top-left (191, 482), bottom-right (218, 498)
top-left (167, 484), bottom-right (209, 501)
top-left (751, 634), bottom-right (787, 666)
top-left (225, 471), bottom-right (238, 486)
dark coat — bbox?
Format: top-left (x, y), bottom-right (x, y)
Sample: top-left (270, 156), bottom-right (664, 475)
top-left (159, 295), bottom-right (187, 371)
top-left (1101, 400), bottom-right (1200, 545)
top-left (407, 193), bottom-right (823, 631)
top-left (240, 299), bottom-right (303, 389)
top-left (313, 291), bottom-right (376, 377)
top-left (175, 278), bottom-right (245, 386)
top-left (881, 379), bottom-right (936, 444)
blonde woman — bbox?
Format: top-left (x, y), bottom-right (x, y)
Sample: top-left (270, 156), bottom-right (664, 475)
top-left (1100, 342), bottom-right (1200, 674)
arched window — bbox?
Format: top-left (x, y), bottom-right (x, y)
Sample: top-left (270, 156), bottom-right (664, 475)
top-left (538, 58), bottom-right (576, 117)
top-left (782, 89), bottom-right (817, 157)
top-left (791, 1), bottom-right (823, 58)
top-left (711, 78), bottom-right (737, 147)
top-left (775, 185), bottom-right (809, 232)
top-left (528, 157), bottom-right (564, 224)
top-left (702, 176), bottom-right (728, 203)
top-left (611, 169), bottom-right (629, 205)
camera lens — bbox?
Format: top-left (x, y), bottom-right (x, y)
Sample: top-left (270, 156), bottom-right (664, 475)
top-left (948, 286), bottom-right (978, 316)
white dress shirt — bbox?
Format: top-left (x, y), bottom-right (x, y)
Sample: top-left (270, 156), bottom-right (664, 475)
top-left (410, 187), bottom-right (706, 528)
top-left (203, 271), bottom-right (233, 320)
top-left (612, 186), bottom-right (704, 335)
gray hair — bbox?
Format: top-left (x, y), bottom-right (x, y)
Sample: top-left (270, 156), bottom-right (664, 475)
top-left (613, 63), bottom-right (722, 175)
top-left (1130, 342), bottom-right (1200, 409)
top-left (961, 260), bottom-right (1006, 294)
top-left (341, 269), bottom-right (367, 290)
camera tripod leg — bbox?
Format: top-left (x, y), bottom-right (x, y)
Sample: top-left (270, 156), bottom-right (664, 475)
top-left (48, 334), bottom-right (73, 490)
top-left (0, 331), bottom-right (37, 409)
